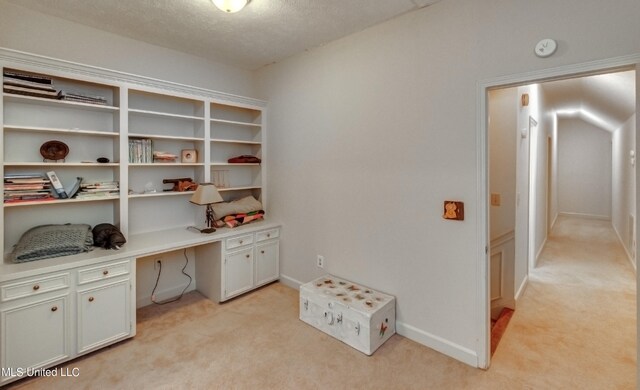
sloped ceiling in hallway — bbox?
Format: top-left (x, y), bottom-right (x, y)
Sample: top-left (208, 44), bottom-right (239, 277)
top-left (542, 70), bottom-right (636, 132)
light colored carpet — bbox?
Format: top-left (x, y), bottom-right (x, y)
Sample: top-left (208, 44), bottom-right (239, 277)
top-left (8, 215), bottom-right (636, 389)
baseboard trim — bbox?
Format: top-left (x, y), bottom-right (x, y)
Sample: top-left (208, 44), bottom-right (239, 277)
top-left (279, 274), bottom-right (304, 290)
top-left (136, 284), bottom-right (196, 308)
top-left (612, 224), bottom-right (637, 272)
top-left (515, 275), bottom-right (529, 302)
top-left (534, 236), bottom-right (547, 268)
top-left (395, 321), bottom-right (478, 367)
top-left (558, 212), bottom-right (610, 221)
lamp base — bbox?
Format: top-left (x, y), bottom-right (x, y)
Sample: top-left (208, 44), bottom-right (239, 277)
top-left (200, 227), bottom-right (217, 234)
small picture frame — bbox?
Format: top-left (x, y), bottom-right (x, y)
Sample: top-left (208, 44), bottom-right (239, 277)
top-left (181, 149), bottom-right (197, 163)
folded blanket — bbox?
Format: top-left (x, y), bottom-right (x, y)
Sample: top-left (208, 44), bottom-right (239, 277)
top-left (11, 224), bottom-right (94, 263)
top-left (221, 210), bottom-right (265, 228)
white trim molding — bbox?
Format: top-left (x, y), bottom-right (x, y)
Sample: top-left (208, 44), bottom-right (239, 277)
top-left (0, 47), bottom-right (266, 108)
top-left (396, 321), bottom-right (478, 367)
top-left (278, 274), bottom-right (304, 290)
top-left (476, 52), bottom-right (640, 371)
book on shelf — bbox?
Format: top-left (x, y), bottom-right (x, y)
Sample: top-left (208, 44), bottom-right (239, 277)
top-left (46, 171), bottom-right (68, 199)
top-left (129, 138), bottom-right (153, 163)
top-left (3, 76), bottom-right (57, 92)
top-left (3, 70), bottom-right (52, 85)
top-left (153, 151), bottom-right (178, 163)
top-left (3, 173), bottom-right (53, 203)
top-left (59, 90), bottom-right (108, 105)
top-left (3, 85), bottom-right (61, 99)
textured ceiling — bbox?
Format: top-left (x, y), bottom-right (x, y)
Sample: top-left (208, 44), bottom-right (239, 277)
top-left (542, 70), bottom-right (636, 132)
top-left (7, 0), bottom-right (441, 70)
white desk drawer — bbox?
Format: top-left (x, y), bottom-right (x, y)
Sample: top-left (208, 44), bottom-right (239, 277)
top-left (1, 273), bottom-right (70, 302)
top-left (77, 260), bottom-right (130, 285)
top-left (226, 234), bottom-right (254, 250)
top-left (256, 228), bottom-right (279, 243)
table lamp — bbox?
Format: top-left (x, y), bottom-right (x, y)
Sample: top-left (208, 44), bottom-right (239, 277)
top-left (189, 183), bottom-right (224, 233)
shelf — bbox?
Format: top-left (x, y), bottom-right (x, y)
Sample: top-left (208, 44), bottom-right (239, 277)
top-left (4, 196), bottom-right (120, 208)
top-left (3, 93), bottom-right (119, 112)
top-left (128, 163), bottom-right (204, 167)
top-left (4, 162), bottom-right (119, 167)
top-left (128, 133), bottom-right (204, 142)
top-left (128, 191), bottom-right (195, 199)
top-left (210, 118), bottom-right (261, 128)
top-left (129, 108), bottom-right (204, 121)
top-left (218, 186), bottom-right (262, 192)
top-left (210, 163), bottom-right (260, 166)
top-left (3, 125), bottom-right (118, 137)
top-left (210, 138), bottom-right (261, 145)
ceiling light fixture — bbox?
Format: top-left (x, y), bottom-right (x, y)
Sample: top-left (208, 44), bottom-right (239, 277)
top-left (212, 0), bottom-right (249, 13)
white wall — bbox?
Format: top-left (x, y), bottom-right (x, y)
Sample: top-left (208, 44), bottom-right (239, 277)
top-left (557, 118), bottom-right (612, 219)
top-left (257, 0), bottom-right (640, 366)
top-left (0, 1), bottom-right (255, 97)
top-left (612, 114), bottom-right (637, 267)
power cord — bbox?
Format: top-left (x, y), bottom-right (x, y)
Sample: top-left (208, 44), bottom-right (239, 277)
top-left (151, 248), bottom-right (193, 305)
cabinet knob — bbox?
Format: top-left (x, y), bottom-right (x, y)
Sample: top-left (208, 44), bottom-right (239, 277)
top-left (239, 240), bottom-right (243, 244)
top-left (246, 254), bottom-right (250, 258)
top-left (88, 297), bottom-right (95, 302)
top-left (103, 270), bottom-right (109, 276)
top-left (261, 250), bottom-right (265, 254)
top-left (267, 234), bottom-right (271, 238)
top-left (33, 284), bottom-right (40, 291)
top-left (51, 306), bottom-right (58, 312)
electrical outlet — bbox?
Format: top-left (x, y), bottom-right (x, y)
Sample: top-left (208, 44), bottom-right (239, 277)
top-left (154, 259), bottom-right (162, 270)
top-left (317, 255), bottom-right (325, 269)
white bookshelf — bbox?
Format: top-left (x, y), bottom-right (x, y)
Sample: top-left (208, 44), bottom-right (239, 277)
top-left (1, 65), bottom-right (266, 256)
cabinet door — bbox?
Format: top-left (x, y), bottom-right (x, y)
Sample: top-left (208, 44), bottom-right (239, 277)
top-left (255, 240), bottom-right (279, 287)
top-left (224, 247), bottom-right (254, 299)
top-left (77, 280), bottom-right (130, 354)
top-left (1, 295), bottom-right (69, 378)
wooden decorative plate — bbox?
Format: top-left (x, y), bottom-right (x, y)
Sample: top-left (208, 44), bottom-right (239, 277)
top-left (40, 140), bottom-right (69, 161)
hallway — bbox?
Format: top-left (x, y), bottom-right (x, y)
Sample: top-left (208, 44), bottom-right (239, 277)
top-left (490, 215), bottom-right (637, 388)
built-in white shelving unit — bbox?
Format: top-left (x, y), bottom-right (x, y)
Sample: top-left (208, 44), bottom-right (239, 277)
top-left (1, 63), bottom-right (266, 257)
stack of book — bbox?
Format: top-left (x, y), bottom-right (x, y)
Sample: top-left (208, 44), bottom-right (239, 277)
top-left (3, 70), bottom-right (60, 100)
top-left (76, 181), bottom-right (119, 199)
top-left (129, 138), bottom-right (153, 163)
top-left (153, 151), bottom-right (178, 163)
top-left (59, 90), bottom-right (108, 105)
top-left (4, 173), bottom-right (54, 203)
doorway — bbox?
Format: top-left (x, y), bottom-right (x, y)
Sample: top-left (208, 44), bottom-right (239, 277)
top-left (480, 57), bottom-right (639, 369)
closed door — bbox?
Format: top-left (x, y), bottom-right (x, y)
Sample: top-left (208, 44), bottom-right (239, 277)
top-left (2, 295), bottom-right (68, 376)
top-left (255, 240), bottom-right (279, 286)
top-left (224, 247), bottom-right (254, 299)
top-left (77, 280), bottom-right (130, 354)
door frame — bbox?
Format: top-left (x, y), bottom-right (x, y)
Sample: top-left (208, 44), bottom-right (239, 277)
top-left (476, 54), bottom-right (640, 369)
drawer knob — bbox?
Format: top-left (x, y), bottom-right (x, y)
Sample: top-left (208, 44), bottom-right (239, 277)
top-left (246, 254), bottom-right (250, 258)
top-left (103, 270), bottom-right (109, 276)
top-left (267, 234), bottom-right (271, 238)
top-left (88, 297), bottom-right (95, 302)
top-left (51, 306), bottom-right (58, 312)
top-left (33, 285), bottom-right (40, 291)
top-left (239, 240), bottom-right (243, 244)
top-left (261, 250), bottom-right (265, 254)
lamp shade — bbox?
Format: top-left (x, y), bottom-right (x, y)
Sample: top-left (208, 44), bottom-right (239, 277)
top-left (190, 183), bottom-right (224, 205)
top-left (212, 0), bottom-right (248, 13)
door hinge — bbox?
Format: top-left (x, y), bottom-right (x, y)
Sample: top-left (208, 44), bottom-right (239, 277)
top-left (485, 246), bottom-right (488, 254)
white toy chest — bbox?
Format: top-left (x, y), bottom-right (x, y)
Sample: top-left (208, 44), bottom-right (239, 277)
top-left (299, 275), bottom-right (395, 355)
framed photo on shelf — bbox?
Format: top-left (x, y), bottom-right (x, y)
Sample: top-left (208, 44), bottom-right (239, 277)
top-left (181, 149), bottom-right (197, 163)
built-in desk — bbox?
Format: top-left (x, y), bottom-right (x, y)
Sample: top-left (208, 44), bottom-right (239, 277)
top-left (0, 220), bottom-right (281, 385)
